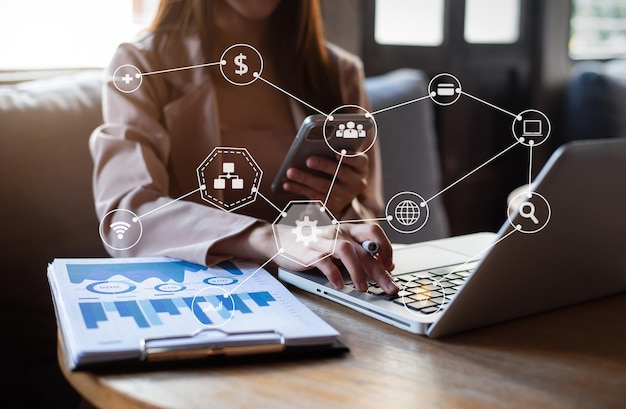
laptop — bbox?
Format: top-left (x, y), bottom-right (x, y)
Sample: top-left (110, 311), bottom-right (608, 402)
top-left (278, 137), bottom-right (626, 338)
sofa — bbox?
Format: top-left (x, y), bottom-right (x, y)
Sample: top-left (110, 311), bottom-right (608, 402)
top-left (0, 71), bottom-right (110, 407)
top-left (0, 67), bottom-right (447, 406)
top-left (561, 58), bottom-right (626, 145)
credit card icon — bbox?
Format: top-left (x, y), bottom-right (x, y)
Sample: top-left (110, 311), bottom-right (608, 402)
top-left (437, 83), bottom-right (456, 96)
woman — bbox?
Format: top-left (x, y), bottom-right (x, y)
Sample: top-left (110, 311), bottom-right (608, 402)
top-left (90, 0), bottom-right (399, 294)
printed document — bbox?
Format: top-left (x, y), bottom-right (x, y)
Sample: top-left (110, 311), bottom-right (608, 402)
top-left (48, 257), bottom-right (339, 369)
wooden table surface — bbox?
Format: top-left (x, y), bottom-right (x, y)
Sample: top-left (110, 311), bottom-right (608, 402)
top-left (60, 288), bottom-right (626, 409)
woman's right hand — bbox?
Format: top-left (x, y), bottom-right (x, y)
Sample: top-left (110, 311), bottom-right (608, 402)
top-left (216, 220), bottom-right (399, 295)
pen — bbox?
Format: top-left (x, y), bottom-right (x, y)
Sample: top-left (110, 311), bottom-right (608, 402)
top-left (361, 240), bottom-right (379, 256)
top-left (361, 240), bottom-right (399, 293)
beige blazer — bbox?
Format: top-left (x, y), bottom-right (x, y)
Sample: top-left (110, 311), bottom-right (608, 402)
top-left (90, 29), bottom-right (384, 266)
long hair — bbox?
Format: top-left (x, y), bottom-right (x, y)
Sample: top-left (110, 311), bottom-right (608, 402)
top-left (148, 0), bottom-right (342, 115)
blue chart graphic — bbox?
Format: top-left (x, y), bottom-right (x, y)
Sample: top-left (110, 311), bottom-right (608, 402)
top-left (86, 281), bottom-right (137, 294)
top-left (69, 259), bottom-right (257, 329)
top-left (79, 291), bottom-right (276, 329)
top-left (67, 260), bottom-right (242, 284)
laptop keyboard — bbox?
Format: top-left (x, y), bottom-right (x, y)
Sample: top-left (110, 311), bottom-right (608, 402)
top-left (361, 265), bottom-right (474, 315)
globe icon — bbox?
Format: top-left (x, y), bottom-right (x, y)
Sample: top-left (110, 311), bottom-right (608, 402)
top-left (394, 200), bottom-right (420, 226)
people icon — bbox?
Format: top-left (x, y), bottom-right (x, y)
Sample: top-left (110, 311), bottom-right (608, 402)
top-left (335, 121), bottom-right (366, 138)
top-left (336, 123), bottom-right (345, 137)
top-left (357, 123), bottom-right (366, 137)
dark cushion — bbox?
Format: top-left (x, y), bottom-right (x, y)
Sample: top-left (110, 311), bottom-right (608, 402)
top-left (563, 59), bottom-right (626, 145)
top-left (0, 70), bottom-right (109, 363)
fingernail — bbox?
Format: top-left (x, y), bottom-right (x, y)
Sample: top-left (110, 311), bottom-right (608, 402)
top-left (357, 280), bottom-right (368, 292)
top-left (332, 279), bottom-right (344, 289)
top-left (384, 278), bottom-right (399, 293)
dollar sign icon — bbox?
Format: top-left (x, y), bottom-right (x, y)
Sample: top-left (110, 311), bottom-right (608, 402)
top-left (234, 53), bottom-right (248, 76)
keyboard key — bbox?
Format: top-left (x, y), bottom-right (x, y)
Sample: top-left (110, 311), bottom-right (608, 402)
top-left (406, 300), bottom-right (438, 310)
top-left (397, 290), bottom-right (413, 298)
top-left (367, 287), bottom-right (385, 296)
top-left (402, 281), bottom-right (420, 288)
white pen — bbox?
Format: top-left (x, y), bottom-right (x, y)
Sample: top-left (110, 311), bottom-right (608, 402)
top-left (361, 240), bottom-right (379, 256)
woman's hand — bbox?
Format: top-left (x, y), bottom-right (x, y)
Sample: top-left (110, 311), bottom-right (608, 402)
top-left (278, 221), bottom-right (397, 294)
top-left (217, 220), bottom-right (399, 295)
top-left (282, 153), bottom-right (369, 217)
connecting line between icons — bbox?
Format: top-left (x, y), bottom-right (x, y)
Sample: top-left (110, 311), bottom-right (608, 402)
top-left (114, 52), bottom-right (548, 268)
top-left (253, 188), bottom-right (284, 215)
top-left (434, 228), bottom-right (518, 286)
top-left (459, 91), bottom-right (520, 119)
top-left (135, 185), bottom-right (206, 221)
top-left (528, 144), bottom-right (534, 193)
top-left (323, 154), bottom-right (345, 210)
top-left (133, 61), bottom-right (538, 222)
top-left (368, 95), bottom-right (432, 116)
top-left (141, 61), bottom-right (224, 76)
top-left (423, 140), bottom-right (521, 205)
top-left (336, 217), bottom-right (391, 224)
top-left (254, 74), bottom-right (329, 117)
top-left (225, 252), bottom-right (280, 295)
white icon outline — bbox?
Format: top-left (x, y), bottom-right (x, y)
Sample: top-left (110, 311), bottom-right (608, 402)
top-left (105, 44), bottom-right (556, 318)
top-left (196, 147), bottom-right (262, 212)
top-left (219, 43), bottom-right (263, 86)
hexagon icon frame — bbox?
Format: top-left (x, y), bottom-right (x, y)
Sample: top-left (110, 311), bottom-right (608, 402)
top-left (272, 200), bottom-right (339, 267)
top-left (196, 147), bottom-right (262, 212)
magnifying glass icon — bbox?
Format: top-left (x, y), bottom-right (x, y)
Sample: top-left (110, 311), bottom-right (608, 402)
top-left (519, 201), bottom-right (539, 224)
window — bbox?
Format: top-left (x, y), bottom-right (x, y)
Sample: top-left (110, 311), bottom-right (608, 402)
top-left (570, 0), bottom-right (626, 59)
top-left (0, 0), bottom-right (158, 71)
top-left (374, 0), bottom-right (522, 47)
top-left (374, 0), bottom-right (445, 46)
top-left (464, 0), bottom-right (521, 44)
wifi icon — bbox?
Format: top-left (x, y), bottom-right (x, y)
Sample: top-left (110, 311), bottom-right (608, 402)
top-left (110, 221), bottom-right (131, 240)
top-left (100, 209), bottom-right (142, 251)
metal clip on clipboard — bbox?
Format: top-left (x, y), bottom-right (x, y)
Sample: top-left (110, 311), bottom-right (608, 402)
top-left (141, 328), bottom-right (286, 363)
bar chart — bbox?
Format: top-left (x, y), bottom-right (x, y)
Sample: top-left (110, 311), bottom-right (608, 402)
top-left (79, 291), bottom-right (277, 329)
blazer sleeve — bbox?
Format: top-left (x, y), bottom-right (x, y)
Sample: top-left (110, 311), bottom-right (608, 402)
top-left (89, 40), bottom-right (259, 266)
top-left (330, 44), bottom-right (385, 222)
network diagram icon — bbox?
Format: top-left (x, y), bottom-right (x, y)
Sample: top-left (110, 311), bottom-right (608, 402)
top-left (196, 147), bottom-right (262, 212)
top-left (101, 42), bottom-right (557, 321)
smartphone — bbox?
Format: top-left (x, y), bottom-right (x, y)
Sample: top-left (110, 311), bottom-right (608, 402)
top-left (271, 113), bottom-right (375, 194)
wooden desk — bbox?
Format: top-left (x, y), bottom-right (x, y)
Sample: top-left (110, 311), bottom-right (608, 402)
top-left (60, 289), bottom-right (626, 409)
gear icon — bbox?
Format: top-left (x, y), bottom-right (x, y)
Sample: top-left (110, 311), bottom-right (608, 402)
top-left (291, 216), bottom-right (320, 247)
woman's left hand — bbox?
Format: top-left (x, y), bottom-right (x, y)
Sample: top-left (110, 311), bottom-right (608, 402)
top-left (282, 153), bottom-right (369, 217)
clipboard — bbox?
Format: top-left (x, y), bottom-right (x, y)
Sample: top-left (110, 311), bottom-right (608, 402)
top-left (57, 327), bottom-right (348, 372)
top-left (142, 328), bottom-right (287, 362)
top-left (48, 257), bottom-right (346, 371)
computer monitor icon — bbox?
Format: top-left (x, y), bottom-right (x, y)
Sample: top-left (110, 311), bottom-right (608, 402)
top-left (522, 119), bottom-right (542, 137)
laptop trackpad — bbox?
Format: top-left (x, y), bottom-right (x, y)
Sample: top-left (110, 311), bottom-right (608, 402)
top-left (392, 245), bottom-right (471, 274)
